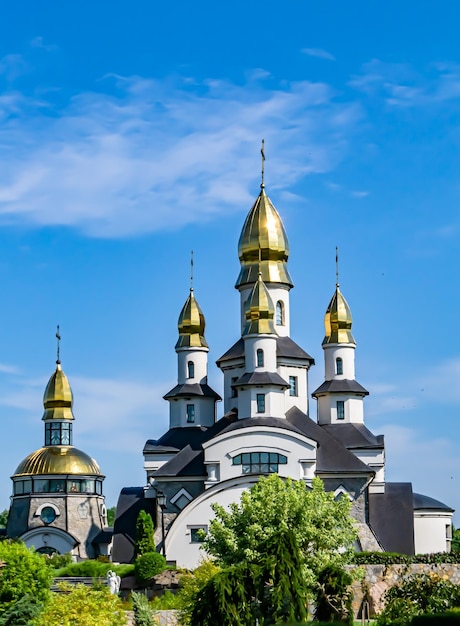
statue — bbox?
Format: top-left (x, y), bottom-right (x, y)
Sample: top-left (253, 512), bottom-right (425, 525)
top-left (107, 569), bottom-right (121, 595)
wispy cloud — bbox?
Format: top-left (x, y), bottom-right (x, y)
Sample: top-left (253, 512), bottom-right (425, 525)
top-left (302, 48), bottom-right (336, 62)
top-left (0, 74), bottom-right (361, 237)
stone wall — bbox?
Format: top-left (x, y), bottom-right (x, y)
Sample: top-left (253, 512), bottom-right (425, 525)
top-left (124, 610), bottom-right (179, 625)
top-left (349, 563), bottom-right (460, 617)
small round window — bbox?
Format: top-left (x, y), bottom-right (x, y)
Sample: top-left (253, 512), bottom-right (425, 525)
top-left (40, 506), bottom-right (56, 525)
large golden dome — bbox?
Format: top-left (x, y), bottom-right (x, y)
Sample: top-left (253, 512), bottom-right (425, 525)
top-left (243, 273), bottom-right (276, 336)
top-left (323, 286), bottom-right (356, 345)
top-left (42, 363), bottom-right (75, 421)
top-left (13, 446), bottom-right (102, 477)
top-left (175, 288), bottom-right (208, 349)
top-left (236, 187), bottom-right (293, 289)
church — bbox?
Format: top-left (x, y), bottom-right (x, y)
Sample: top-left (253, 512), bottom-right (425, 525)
top-left (112, 170), bottom-right (454, 568)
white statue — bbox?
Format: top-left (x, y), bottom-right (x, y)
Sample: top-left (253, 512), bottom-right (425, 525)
top-left (107, 569), bottom-right (121, 595)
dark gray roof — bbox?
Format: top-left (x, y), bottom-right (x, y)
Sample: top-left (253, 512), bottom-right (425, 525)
top-left (233, 371), bottom-right (289, 388)
top-left (286, 407), bottom-right (374, 474)
top-left (92, 529), bottom-right (113, 544)
top-left (216, 336), bottom-right (315, 366)
top-left (153, 445), bottom-right (205, 478)
top-left (368, 483), bottom-right (415, 555)
top-left (112, 487), bottom-right (156, 564)
top-left (144, 426), bottom-right (208, 454)
top-left (322, 423), bottom-right (384, 449)
top-left (413, 493), bottom-right (454, 512)
top-left (217, 415), bottom-right (308, 437)
top-left (312, 379), bottom-right (369, 397)
top-left (163, 382), bottom-right (221, 400)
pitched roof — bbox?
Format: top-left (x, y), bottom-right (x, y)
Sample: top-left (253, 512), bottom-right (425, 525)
top-left (216, 336), bottom-right (314, 366)
top-left (322, 423), bottom-right (384, 449)
top-left (368, 483), bottom-right (415, 554)
top-left (232, 371), bottom-right (289, 388)
top-left (163, 382), bottom-right (221, 400)
top-left (312, 379), bottom-right (369, 396)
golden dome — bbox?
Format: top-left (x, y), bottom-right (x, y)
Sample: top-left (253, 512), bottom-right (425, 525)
top-left (236, 187), bottom-right (293, 289)
top-left (13, 446), bottom-right (102, 477)
top-left (175, 288), bottom-right (208, 350)
top-left (42, 363), bottom-right (75, 421)
top-left (243, 273), bottom-right (276, 336)
top-left (323, 285), bottom-right (356, 345)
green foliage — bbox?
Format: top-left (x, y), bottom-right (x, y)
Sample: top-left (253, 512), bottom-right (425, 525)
top-left (314, 564), bottom-right (353, 625)
top-left (202, 475), bottom-right (357, 588)
top-left (131, 591), bottom-right (154, 626)
top-left (352, 551), bottom-right (460, 565)
top-left (35, 582), bottom-right (125, 626)
top-left (149, 590), bottom-right (181, 610)
top-left (107, 506), bottom-right (116, 527)
top-left (412, 611), bottom-right (460, 625)
top-left (43, 551), bottom-right (73, 569)
top-left (0, 541), bottom-right (52, 609)
top-left (134, 551), bottom-right (167, 584)
top-left (0, 511), bottom-right (8, 529)
top-left (135, 510), bottom-right (156, 558)
top-left (0, 594), bottom-right (43, 626)
top-left (55, 559), bottom-right (133, 578)
top-left (177, 558), bottom-right (221, 625)
top-left (376, 572), bottom-right (460, 626)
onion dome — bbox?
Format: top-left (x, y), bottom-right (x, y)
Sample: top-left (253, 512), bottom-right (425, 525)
top-left (235, 187), bottom-right (293, 289)
top-left (13, 446), bottom-right (102, 477)
top-left (243, 273), bottom-right (276, 336)
top-left (323, 285), bottom-right (356, 345)
top-left (175, 288), bottom-right (208, 350)
top-left (42, 362), bottom-right (75, 421)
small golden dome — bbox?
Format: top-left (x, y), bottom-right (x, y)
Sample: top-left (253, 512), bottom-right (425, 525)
top-left (236, 187), bottom-right (293, 289)
top-left (175, 289), bottom-right (208, 350)
top-left (42, 363), bottom-right (75, 421)
top-left (323, 285), bottom-right (356, 345)
top-left (243, 273), bottom-right (276, 336)
top-left (13, 446), bottom-right (102, 477)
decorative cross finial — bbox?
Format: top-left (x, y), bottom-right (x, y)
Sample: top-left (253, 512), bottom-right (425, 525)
top-left (261, 139), bottom-right (265, 188)
top-left (335, 246), bottom-right (339, 288)
top-left (190, 250), bottom-right (194, 291)
top-left (56, 325), bottom-right (61, 364)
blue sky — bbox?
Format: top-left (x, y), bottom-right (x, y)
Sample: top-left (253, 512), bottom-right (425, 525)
top-left (0, 1), bottom-right (459, 521)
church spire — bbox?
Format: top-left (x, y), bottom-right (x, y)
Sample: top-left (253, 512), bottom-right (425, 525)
top-left (323, 285), bottom-right (355, 346)
top-left (176, 288), bottom-right (208, 350)
top-left (43, 329), bottom-right (75, 423)
top-left (243, 272), bottom-right (276, 336)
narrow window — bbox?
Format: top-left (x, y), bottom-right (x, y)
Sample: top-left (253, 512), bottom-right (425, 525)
top-left (186, 404), bottom-right (195, 423)
top-left (231, 376), bottom-right (238, 398)
top-left (276, 301), bottom-right (284, 326)
top-left (336, 357), bottom-right (343, 375)
top-left (256, 394), bottom-right (265, 413)
top-left (256, 349), bottom-right (264, 367)
top-left (289, 375), bottom-right (298, 397)
top-left (336, 400), bottom-right (345, 420)
top-left (187, 361), bottom-right (194, 379)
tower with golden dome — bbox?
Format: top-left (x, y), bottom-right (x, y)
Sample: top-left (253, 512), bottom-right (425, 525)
top-left (7, 353), bottom-right (110, 558)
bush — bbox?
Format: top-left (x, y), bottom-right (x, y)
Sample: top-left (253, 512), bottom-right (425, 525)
top-left (134, 511), bottom-right (155, 558)
top-left (412, 611), bottom-right (460, 625)
top-left (0, 594), bottom-right (43, 625)
top-left (150, 590), bottom-right (181, 610)
top-left (131, 591), bottom-right (154, 626)
top-left (55, 559), bottom-right (134, 578)
top-left (134, 551), bottom-right (167, 584)
top-left (177, 558), bottom-right (221, 625)
top-left (43, 551), bottom-right (73, 569)
top-left (314, 564), bottom-right (353, 625)
top-left (352, 551), bottom-right (460, 565)
top-left (0, 541), bottom-right (52, 609)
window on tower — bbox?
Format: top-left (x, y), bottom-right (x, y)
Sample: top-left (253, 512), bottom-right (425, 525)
top-left (233, 452), bottom-right (288, 474)
top-left (186, 404), bottom-right (195, 423)
top-left (336, 400), bottom-right (345, 420)
top-left (275, 301), bottom-right (284, 325)
top-left (45, 422), bottom-right (72, 446)
top-left (289, 376), bottom-right (298, 396)
top-left (187, 361), bottom-right (195, 379)
top-left (256, 393), bottom-right (265, 413)
top-left (231, 376), bottom-right (238, 398)
top-left (336, 357), bottom-right (343, 375)
top-left (256, 349), bottom-right (264, 367)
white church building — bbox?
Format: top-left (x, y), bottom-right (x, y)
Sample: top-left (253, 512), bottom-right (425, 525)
top-left (113, 174), bottom-right (453, 568)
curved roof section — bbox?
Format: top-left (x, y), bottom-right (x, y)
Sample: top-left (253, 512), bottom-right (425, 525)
top-left (42, 363), bottom-right (75, 421)
top-left (176, 289), bottom-right (208, 350)
top-left (216, 336), bottom-right (314, 366)
top-left (13, 446), bottom-right (103, 477)
top-left (323, 286), bottom-right (355, 345)
top-left (236, 187), bottom-right (293, 289)
top-left (243, 273), bottom-right (276, 335)
top-left (413, 493), bottom-right (454, 512)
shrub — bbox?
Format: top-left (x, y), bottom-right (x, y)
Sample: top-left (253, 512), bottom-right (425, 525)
top-left (131, 591), bottom-right (154, 626)
top-left (55, 559), bottom-right (134, 579)
top-left (352, 551), bottom-right (460, 565)
top-left (134, 510), bottom-right (155, 558)
top-left (43, 551), bottom-right (73, 569)
top-left (0, 594), bottom-right (43, 625)
top-left (314, 564), bottom-right (353, 625)
top-left (134, 551), bottom-right (167, 584)
top-left (0, 541), bottom-right (52, 609)
top-left (412, 612), bottom-right (460, 625)
top-left (177, 558), bottom-right (221, 625)
top-left (150, 590), bottom-right (181, 610)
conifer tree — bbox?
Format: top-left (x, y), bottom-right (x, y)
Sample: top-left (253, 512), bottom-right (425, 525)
top-left (134, 510), bottom-right (156, 557)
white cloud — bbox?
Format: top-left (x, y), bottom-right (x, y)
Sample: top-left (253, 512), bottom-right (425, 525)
top-left (351, 190), bottom-right (369, 198)
top-left (301, 48), bottom-right (336, 62)
top-left (0, 75), bottom-right (361, 237)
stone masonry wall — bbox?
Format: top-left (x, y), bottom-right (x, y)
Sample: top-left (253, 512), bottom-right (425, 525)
top-left (349, 563), bottom-right (460, 617)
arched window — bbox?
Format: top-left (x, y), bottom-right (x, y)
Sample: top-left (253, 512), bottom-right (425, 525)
top-left (233, 452), bottom-right (288, 474)
top-left (275, 301), bottom-right (284, 326)
top-left (187, 361), bottom-right (195, 379)
top-left (336, 357), bottom-right (343, 375)
top-left (256, 349), bottom-right (264, 367)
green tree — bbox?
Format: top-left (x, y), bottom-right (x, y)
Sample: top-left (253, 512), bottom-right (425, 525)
top-left (34, 582), bottom-right (125, 626)
top-left (178, 558), bottom-right (221, 625)
top-left (314, 564), bottom-right (354, 625)
top-left (134, 510), bottom-right (155, 558)
top-left (0, 511), bottom-right (8, 529)
top-left (131, 591), bottom-right (155, 626)
top-left (0, 594), bottom-right (43, 626)
top-left (0, 541), bottom-right (52, 610)
top-left (107, 506), bottom-right (116, 527)
top-left (202, 474), bottom-right (357, 588)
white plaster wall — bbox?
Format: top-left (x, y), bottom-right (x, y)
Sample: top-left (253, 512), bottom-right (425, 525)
top-left (144, 453), bottom-right (177, 475)
top-left (239, 285), bottom-right (291, 336)
top-left (222, 364), bottom-right (245, 413)
top-left (21, 527), bottom-right (77, 555)
top-left (237, 386), bottom-right (286, 419)
top-left (278, 365), bottom-right (308, 413)
top-left (244, 336), bottom-right (277, 371)
top-left (316, 395), bottom-right (364, 425)
top-left (414, 512), bottom-right (453, 554)
top-left (168, 397), bottom-right (216, 428)
top-left (324, 344), bottom-right (356, 380)
top-left (177, 348), bottom-right (208, 385)
top-left (202, 426), bottom-right (317, 484)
